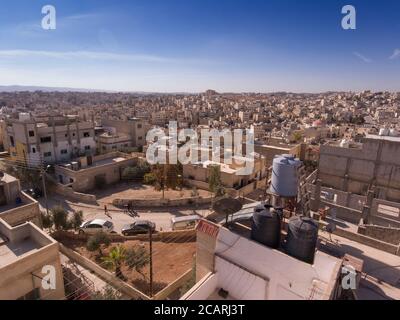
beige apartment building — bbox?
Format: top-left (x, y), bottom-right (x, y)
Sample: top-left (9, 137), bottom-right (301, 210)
top-left (55, 152), bottom-right (139, 193)
top-left (0, 218), bottom-right (65, 300)
top-left (2, 113), bottom-right (96, 166)
top-left (101, 118), bottom-right (150, 150)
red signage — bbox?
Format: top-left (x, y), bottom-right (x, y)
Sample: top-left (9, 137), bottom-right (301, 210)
top-left (197, 220), bottom-right (220, 238)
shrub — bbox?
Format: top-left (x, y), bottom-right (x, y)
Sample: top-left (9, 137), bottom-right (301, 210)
top-left (51, 206), bottom-right (69, 231)
top-left (143, 172), bottom-right (157, 185)
top-left (86, 232), bottom-right (111, 256)
top-left (70, 211), bottom-right (83, 231)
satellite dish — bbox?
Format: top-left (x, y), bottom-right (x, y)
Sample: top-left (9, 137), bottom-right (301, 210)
top-left (212, 197), bottom-right (243, 226)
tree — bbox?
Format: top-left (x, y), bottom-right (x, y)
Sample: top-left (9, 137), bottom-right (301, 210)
top-left (152, 164), bottom-right (167, 199)
top-left (41, 211), bottom-right (53, 230)
top-left (86, 232), bottom-right (111, 257)
top-left (122, 162), bottom-right (151, 181)
top-left (70, 211), bottom-right (83, 231)
top-left (51, 206), bottom-right (69, 231)
top-left (125, 245), bottom-right (150, 279)
top-left (91, 285), bottom-right (123, 300)
top-left (143, 172), bottom-right (157, 185)
top-left (208, 165), bottom-right (224, 198)
top-left (102, 245), bottom-right (126, 279)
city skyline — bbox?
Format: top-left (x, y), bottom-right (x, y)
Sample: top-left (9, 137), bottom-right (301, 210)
top-left (1, 0), bottom-right (400, 93)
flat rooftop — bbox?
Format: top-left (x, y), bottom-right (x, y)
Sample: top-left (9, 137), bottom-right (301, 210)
top-left (0, 238), bottom-right (42, 268)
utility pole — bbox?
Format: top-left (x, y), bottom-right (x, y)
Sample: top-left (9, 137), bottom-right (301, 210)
top-left (41, 166), bottom-right (50, 215)
top-left (149, 227), bottom-right (153, 297)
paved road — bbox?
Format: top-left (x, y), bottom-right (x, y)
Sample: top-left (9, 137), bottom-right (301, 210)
top-left (39, 195), bottom-right (212, 233)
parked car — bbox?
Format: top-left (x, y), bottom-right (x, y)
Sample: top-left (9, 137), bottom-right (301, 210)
top-left (121, 220), bottom-right (156, 236)
top-left (78, 219), bottom-right (114, 235)
top-left (24, 188), bottom-right (43, 199)
top-left (171, 215), bottom-right (201, 231)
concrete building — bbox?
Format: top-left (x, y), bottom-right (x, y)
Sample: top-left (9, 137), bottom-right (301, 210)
top-left (0, 218), bottom-right (65, 300)
top-left (3, 114), bottom-right (96, 166)
top-left (102, 118), bottom-right (150, 149)
top-left (54, 152), bottom-right (138, 193)
top-left (319, 134), bottom-right (400, 202)
top-left (183, 153), bottom-right (267, 192)
top-left (182, 220), bottom-right (343, 300)
top-left (96, 131), bottom-right (132, 154)
top-left (0, 173), bottom-right (41, 227)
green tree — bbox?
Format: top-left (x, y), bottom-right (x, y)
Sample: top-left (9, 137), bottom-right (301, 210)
top-left (143, 172), bottom-right (157, 185)
top-left (208, 165), bottom-right (224, 197)
top-left (86, 232), bottom-right (111, 257)
top-left (51, 206), bottom-right (69, 231)
top-left (125, 245), bottom-right (150, 279)
top-left (41, 211), bottom-right (53, 230)
top-left (102, 245), bottom-right (126, 279)
top-left (70, 211), bottom-right (83, 231)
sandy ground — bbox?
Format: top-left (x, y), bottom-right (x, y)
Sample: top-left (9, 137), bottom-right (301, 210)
top-left (61, 237), bottom-right (196, 296)
top-left (93, 182), bottom-right (212, 203)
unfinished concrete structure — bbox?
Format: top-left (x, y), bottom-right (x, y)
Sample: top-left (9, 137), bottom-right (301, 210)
top-left (0, 218), bottom-right (65, 300)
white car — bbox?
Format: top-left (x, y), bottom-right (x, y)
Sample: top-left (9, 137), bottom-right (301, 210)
top-left (78, 219), bottom-right (114, 235)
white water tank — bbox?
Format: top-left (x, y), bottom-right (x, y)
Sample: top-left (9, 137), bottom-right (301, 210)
top-left (270, 154), bottom-right (302, 197)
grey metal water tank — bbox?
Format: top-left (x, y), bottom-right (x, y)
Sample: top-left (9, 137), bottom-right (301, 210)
top-left (286, 216), bottom-right (318, 264)
top-left (251, 205), bottom-right (282, 249)
top-left (270, 154), bottom-right (302, 198)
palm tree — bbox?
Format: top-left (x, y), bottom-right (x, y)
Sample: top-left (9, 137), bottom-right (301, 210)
top-left (102, 245), bottom-right (126, 279)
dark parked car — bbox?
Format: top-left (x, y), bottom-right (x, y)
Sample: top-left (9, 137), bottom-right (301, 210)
top-left (121, 220), bottom-right (156, 236)
top-left (24, 188), bottom-right (43, 199)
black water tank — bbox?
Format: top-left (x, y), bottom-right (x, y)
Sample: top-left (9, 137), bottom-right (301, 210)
top-left (251, 205), bottom-right (282, 249)
top-left (286, 216), bottom-right (319, 264)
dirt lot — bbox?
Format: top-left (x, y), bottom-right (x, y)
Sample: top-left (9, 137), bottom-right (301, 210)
top-left (60, 237), bottom-right (196, 295)
top-left (94, 182), bottom-right (212, 204)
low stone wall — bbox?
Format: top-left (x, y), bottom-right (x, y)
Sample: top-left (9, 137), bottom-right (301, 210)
top-left (358, 224), bottom-right (400, 246)
top-left (112, 196), bottom-right (212, 208)
top-left (53, 229), bottom-right (196, 243)
top-left (54, 183), bottom-right (97, 205)
top-left (153, 269), bottom-right (193, 300)
top-left (317, 220), bottom-right (400, 256)
top-left (0, 198), bottom-right (41, 227)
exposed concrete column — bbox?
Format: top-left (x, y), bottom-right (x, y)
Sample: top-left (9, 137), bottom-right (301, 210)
top-left (310, 179), bottom-right (322, 212)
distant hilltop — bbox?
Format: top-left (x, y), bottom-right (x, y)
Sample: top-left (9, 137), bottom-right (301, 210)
top-left (204, 89), bottom-right (219, 96)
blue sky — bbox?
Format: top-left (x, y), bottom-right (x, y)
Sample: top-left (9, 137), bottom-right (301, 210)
top-left (0, 0), bottom-right (400, 92)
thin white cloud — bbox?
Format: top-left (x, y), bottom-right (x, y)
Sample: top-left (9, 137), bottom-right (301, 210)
top-left (389, 49), bottom-right (400, 60)
top-left (0, 49), bottom-right (210, 64)
top-left (353, 52), bottom-right (372, 63)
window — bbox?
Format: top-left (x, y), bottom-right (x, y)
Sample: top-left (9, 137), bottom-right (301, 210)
top-left (44, 152), bottom-right (52, 158)
top-left (138, 136), bottom-right (143, 141)
top-left (10, 136), bottom-right (15, 147)
top-left (60, 149), bottom-right (68, 155)
top-left (137, 124), bottom-right (142, 129)
top-left (84, 145), bottom-right (91, 151)
top-left (29, 130), bottom-right (35, 137)
top-left (83, 132), bottom-right (90, 137)
top-left (40, 136), bottom-right (52, 143)
top-left (32, 147), bottom-right (36, 154)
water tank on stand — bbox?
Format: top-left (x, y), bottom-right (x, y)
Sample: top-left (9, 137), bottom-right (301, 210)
top-left (286, 216), bottom-right (319, 264)
top-left (251, 204), bottom-right (283, 249)
top-left (270, 154), bottom-right (302, 198)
